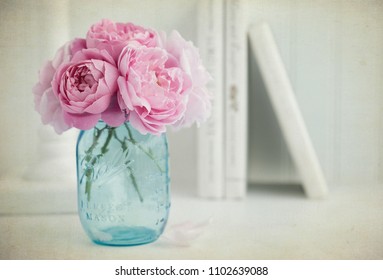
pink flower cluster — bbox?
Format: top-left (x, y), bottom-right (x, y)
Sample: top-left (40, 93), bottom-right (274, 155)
top-left (33, 19), bottom-right (211, 135)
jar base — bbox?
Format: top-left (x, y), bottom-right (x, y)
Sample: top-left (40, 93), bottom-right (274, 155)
top-left (90, 226), bottom-right (160, 246)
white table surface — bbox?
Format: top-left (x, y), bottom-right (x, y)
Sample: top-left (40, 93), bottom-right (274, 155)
top-left (0, 180), bottom-right (382, 260)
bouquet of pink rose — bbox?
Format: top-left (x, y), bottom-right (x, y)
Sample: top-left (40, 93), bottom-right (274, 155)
top-left (33, 19), bottom-right (211, 135)
top-left (33, 20), bottom-right (212, 245)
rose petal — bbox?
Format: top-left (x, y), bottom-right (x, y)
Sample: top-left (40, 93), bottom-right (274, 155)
top-left (101, 97), bottom-right (127, 127)
top-left (63, 111), bottom-right (100, 130)
top-left (85, 93), bottom-right (111, 114)
top-left (129, 112), bottom-right (165, 135)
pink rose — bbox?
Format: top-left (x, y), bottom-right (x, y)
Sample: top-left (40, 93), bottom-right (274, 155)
top-left (160, 31), bottom-right (212, 128)
top-left (33, 38), bottom-right (86, 134)
top-left (34, 20), bottom-right (212, 135)
top-left (53, 48), bottom-right (125, 130)
top-left (117, 46), bottom-right (191, 135)
top-left (86, 19), bottom-right (159, 61)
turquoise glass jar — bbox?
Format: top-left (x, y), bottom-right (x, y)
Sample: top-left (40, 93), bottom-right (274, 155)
top-left (76, 121), bottom-right (170, 246)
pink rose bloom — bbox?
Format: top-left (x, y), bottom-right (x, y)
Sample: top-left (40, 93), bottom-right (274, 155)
top-left (160, 31), bottom-right (212, 128)
top-left (117, 46), bottom-right (191, 135)
top-left (86, 19), bottom-right (159, 61)
top-left (53, 48), bottom-right (124, 130)
top-left (33, 38), bottom-right (86, 134)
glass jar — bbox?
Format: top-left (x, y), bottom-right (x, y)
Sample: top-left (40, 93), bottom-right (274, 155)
top-left (76, 121), bottom-right (170, 246)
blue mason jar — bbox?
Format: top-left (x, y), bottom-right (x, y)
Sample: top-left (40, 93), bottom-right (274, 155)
top-left (76, 121), bottom-right (170, 246)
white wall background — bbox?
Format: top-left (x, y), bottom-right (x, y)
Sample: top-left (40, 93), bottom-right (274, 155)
top-left (248, 0), bottom-right (383, 188)
top-left (0, 0), bottom-right (382, 194)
